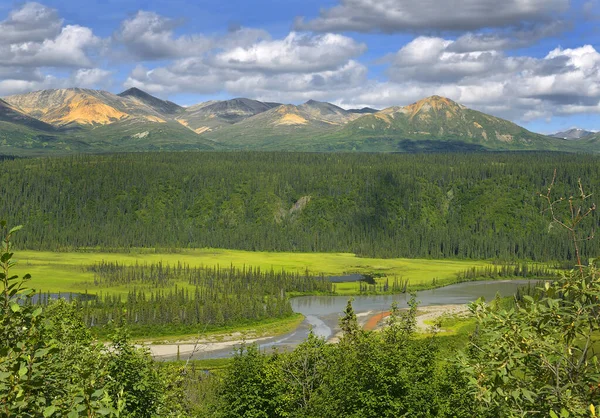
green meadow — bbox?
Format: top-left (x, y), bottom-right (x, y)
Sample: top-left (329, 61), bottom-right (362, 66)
top-left (15, 248), bottom-right (494, 296)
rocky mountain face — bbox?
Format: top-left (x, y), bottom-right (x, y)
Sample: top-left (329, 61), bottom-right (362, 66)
top-left (176, 98), bottom-right (281, 134)
top-left (200, 100), bottom-right (369, 148)
top-left (118, 87), bottom-right (183, 116)
top-left (4, 88), bottom-right (167, 126)
top-left (550, 128), bottom-right (595, 140)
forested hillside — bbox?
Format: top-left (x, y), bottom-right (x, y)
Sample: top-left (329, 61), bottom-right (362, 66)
top-left (1, 152), bottom-right (599, 261)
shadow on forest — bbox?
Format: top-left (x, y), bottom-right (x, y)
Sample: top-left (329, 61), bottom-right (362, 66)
top-left (394, 139), bottom-right (489, 153)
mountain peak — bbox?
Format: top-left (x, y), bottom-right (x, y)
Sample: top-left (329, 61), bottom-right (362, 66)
top-left (550, 128), bottom-right (595, 140)
top-left (119, 87), bottom-right (182, 115)
top-left (399, 95), bottom-right (464, 120)
top-left (300, 100), bottom-right (348, 117)
top-left (119, 87), bottom-right (151, 98)
top-left (412, 95), bottom-right (461, 108)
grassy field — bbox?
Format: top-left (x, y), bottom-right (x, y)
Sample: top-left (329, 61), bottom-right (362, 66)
top-left (13, 247), bottom-right (495, 296)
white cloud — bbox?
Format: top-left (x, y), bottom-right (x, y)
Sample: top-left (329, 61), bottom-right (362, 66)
top-left (115, 11), bottom-right (213, 60)
top-left (124, 58), bottom-right (368, 101)
top-left (447, 21), bottom-right (566, 52)
top-left (0, 3), bottom-right (106, 96)
top-left (0, 74), bottom-right (63, 96)
top-left (124, 61), bottom-right (232, 94)
top-left (0, 2), bottom-right (62, 44)
top-left (296, 0), bottom-right (568, 33)
top-left (0, 24), bottom-right (100, 67)
top-left (114, 11), bottom-right (274, 62)
top-left (124, 31), bottom-right (367, 100)
top-left (387, 36), bottom-right (528, 83)
top-left (72, 68), bottom-right (113, 88)
top-left (212, 32), bottom-right (366, 73)
top-left (226, 61), bottom-right (368, 102)
top-left (338, 42), bottom-right (600, 122)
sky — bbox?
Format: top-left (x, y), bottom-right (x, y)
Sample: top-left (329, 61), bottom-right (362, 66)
top-left (0, 0), bottom-right (599, 133)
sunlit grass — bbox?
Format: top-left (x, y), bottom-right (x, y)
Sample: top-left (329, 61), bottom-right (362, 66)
top-left (13, 248), bottom-right (496, 296)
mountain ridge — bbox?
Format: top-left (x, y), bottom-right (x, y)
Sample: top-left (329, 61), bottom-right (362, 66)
top-left (1, 87), bottom-right (598, 155)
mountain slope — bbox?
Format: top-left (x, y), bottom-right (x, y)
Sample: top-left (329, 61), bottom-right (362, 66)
top-left (118, 87), bottom-right (183, 116)
top-left (550, 128), bottom-right (595, 140)
top-left (0, 98), bottom-right (94, 156)
top-left (0, 99), bottom-right (56, 132)
top-left (72, 118), bottom-right (217, 151)
top-left (4, 88), bottom-right (167, 126)
top-left (203, 100), bottom-right (364, 148)
top-left (316, 95), bottom-right (561, 152)
top-left (176, 98), bottom-right (281, 133)
top-left (1, 89), bottom-right (217, 154)
top-left (347, 107), bottom-right (378, 114)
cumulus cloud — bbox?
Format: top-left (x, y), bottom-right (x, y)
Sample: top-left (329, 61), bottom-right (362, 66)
top-left (342, 42), bottom-right (600, 122)
top-left (0, 3), bottom-right (101, 68)
top-left (387, 36), bottom-right (528, 83)
top-left (72, 68), bottom-right (113, 88)
top-left (115, 11), bottom-right (213, 60)
top-left (0, 2), bottom-right (63, 44)
top-left (296, 0), bottom-right (568, 32)
top-left (0, 2), bottom-right (105, 96)
top-left (123, 30), bottom-right (367, 100)
top-left (0, 74), bottom-right (64, 97)
top-left (124, 58), bottom-right (368, 102)
top-left (211, 32), bottom-right (365, 73)
top-left (114, 11), bottom-right (271, 61)
top-left (226, 60), bottom-right (368, 102)
top-left (447, 21), bottom-right (567, 52)
top-left (124, 61), bottom-right (234, 94)
top-left (10, 25), bottom-right (101, 67)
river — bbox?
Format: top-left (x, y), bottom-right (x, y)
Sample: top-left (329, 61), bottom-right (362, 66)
top-left (153, 279), bottom-right (538, 361)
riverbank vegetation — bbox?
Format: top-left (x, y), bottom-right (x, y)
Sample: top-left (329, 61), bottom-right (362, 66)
top-left (21, 253), bottom-right (555, 339)
top-left (182, 266), bottom-right (600, 417)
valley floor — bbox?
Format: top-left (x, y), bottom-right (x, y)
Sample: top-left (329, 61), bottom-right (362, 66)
top-left (15, 247), bottom-right (552, 342)
top-left (16, 247), bottom-right (499, 295)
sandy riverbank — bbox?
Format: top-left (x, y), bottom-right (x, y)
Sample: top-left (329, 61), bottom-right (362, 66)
top-left (141, 332), bottom-right (274, 359)
top-left (144, 304), bottom-right (472, 359)
top-left (363, 304), bottom-right (470, 332)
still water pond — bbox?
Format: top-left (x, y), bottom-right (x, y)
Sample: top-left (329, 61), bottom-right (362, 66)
top-left (170, 280), bottom-right (538, 361)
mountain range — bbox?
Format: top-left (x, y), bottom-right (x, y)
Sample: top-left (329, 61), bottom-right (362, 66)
top-left (0, 87), bottom-right (597, 155)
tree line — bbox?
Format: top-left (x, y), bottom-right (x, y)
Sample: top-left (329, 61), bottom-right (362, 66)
top-left (0, 151), bottom-right (599, 260)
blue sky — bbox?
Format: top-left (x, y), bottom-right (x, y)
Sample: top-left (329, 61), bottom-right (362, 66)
top-left (0, 0), bottom-right (599, 133)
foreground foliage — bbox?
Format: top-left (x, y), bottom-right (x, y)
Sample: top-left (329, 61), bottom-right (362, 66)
top-left (197, 267), bottom-right (600, 417)
top-left (0, 224), bottom-right (182, 417)
top-left (463, 263), bottom-right (600, 416)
